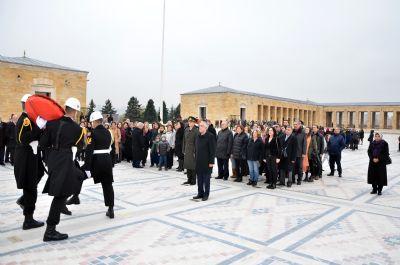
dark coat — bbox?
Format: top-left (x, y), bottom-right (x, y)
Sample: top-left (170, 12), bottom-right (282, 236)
top-left (13, 112), bottom-right (44, 189)
top-left (183, 126), bottom-right (199, 170)
top-left (40, 116), bottom-right (85, 197)
top-left (207, 125), bottom-right (217, 140)
top-left (367, 140), bottom-right (389, 186)
top-left (246, 137), bottom-right (264, 161)
top-left (174, 126), bottom-right (184, 158)
top-left (6, 122), bottom-right (16, 147)
top-left (232, 132), bottom-right (248, 160)
top-left (83, 125), bottom-right (113, 184)
top-left (279, 134), bottom-right (298, 171)
top-left (327, 134), bottom-right (345, 155)
top-left (195, 131), bottom-right (216, 174)
top-left (216, 128), bottom-right (233, 159)
top-left (0, 121), bottom-right (7, 147)
top-left (264, 136), bottom-right (281, 158)
top-left (292, 128), bottom-right (307, 158)
top-left (131, 127), bottom-right (146, 161)
top-left (124, 127), bottom-right (132, 160)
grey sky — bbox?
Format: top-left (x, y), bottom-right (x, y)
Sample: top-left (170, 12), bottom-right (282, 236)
top-left (1, 0), bottom-right (399, 112)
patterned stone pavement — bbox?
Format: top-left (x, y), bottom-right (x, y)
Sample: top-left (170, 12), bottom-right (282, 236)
top-left (0, 134), bottom-right (399, 265)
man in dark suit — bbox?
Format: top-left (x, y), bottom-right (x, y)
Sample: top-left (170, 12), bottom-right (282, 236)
top-left (278, 126), bottom-right (298, 187)
top-left (192, 120), bottom-right (216, 201)
top-left (5, 114), bottom-right (18, 165)
top-left (0, 116), bottom-right (7, 166)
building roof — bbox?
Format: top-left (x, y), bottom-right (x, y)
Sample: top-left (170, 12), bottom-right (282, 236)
top-left (0, 55), bottom-right (88, 73)
top-left (181, 85), bottom-right (400, 107)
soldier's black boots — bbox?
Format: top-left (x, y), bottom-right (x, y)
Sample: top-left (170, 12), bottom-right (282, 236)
top-left (106, 206), bottom-right (114, 219)
top-left (43, 225), bottom-right (68, 241)
top-left (61, 206), bottom-right (72, 215)
top-left (22, 215), bottom-right (44, 230)
top-left (66, 195), bottom-right (80, 205)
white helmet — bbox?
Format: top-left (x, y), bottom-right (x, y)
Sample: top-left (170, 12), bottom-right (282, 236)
top-left (21, 94), bottom-right (31, 103)
top-left (90, 111), bottom-right (103, 122)
top-left (65, 97), bottom-right (81, 111)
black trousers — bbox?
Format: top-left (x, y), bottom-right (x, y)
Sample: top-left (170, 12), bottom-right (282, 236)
top-left (372, 184), bottom-right (383, 192)
top-left (101, 182), bottom-right (114, 207)
top-left (167, 148), bottom-right (174, 168)
top-left (0, 146), bottom-right (4, 163)
top-left (293, 157), bottom-right (304, 181)
top-left (141, 149), bottom-right (148, 165)
top-left (217, 158), bottom-right (229, 179)
top-left (234, 159), bottom-right (246, 180)
top-left (187, 169), bottom-right (196, 184)
top-left (266, 156), bottom-right (278, 184)
top-left (329, 153), bottom-right (342, 175)
top-left (47, 196), bottom-right (67, 226)
top-left (197, 172), bottom-right (211, 197)
top-left (5, 145), bottom-right (15, 163)
top-left (23, 188), bottom-right (38, 216)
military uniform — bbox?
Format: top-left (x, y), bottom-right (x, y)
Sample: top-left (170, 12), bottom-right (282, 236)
top-left (182, 125), bottom-right (199, 185)
top-left (40, 116), bottom-right (85, 228)
top-left (14, 112), bottom-right (45, 229)
top-left (82, 124), bottom-right (114, 217)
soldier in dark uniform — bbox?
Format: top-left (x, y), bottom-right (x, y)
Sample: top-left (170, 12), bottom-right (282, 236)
top-left (82, 111), bottom-right (115, 218)
top-left (40, 97), bottom-right (85, 241)
top-left (182, 116), bottom-right (199, 185)
top-left (13, 94), bottom-right (45, 230)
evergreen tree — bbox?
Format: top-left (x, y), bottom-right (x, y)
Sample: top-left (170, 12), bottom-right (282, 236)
top-left (87, 99), bottom-right (96, 119)
top-left (168, 105), bottom-right (175, 120)
top-left (162, 101), bottom-right (168, 123)
top-left (101, 99), bottom-right (117, 115)
top-left (174, 103), bottom-right (181, 119)
top-left (124, 96), bottom-right (141, 121)
top-left (143, 99), bottom-right (158, 122)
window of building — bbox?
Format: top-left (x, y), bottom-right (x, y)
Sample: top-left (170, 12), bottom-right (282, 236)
top-left (35, 91), bottom-right (51, 97)
top-left (199, 106), bottom-right (207, 120)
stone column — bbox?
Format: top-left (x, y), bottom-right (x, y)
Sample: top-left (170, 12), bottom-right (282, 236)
top-left (393, 111), bottom-right (398, 130)
top-left (379, 110), bottom-right (385, 129)
top-left (343, 111), bottom-right (348, 128)
top-left (355, 111), bottom-right (360, 129)
top-left (367, 111), bottom-right (372, 129)
top-left (332, 111), bottom-right (337, 128)
top-left (290, 108), bottom-right (295, 125)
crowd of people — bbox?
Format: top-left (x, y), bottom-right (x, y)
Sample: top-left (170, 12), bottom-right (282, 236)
top-left (1, 94), bottom-right (394, 243)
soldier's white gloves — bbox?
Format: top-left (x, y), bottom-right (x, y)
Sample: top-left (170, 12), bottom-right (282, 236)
top-left (85, 171), bottom-right (91, 178)
top-left (30, 141), bottom-right (39, 155)
top-left (71, 146), bottom-right (77, 161)
top-left (36, 116), bottom-right (47, 129)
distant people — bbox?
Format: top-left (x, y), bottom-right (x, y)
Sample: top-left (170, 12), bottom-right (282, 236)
top-left (368, 132), bottom-right (389, 195)
top-left (165, 124), bottom-right (175, 169)
top-left (264, 127), bottom-right (281, 189)
top-left (5, 114), bottom-right (18, 165)
top-left (192, 120), bottom-right (216, 201)
top-left (327, 128), bottom-right (345, 177)
top-left (182, 116), bottom-right (199, 185)
top-left (142, 122), bottom-right (152, 167)
top-left (359, 129), bottom-right (365, 145)
top-left (174, 122), bottom-right (184, 172)
top-left (367, 129), bottom-right (374, 143)
top-left (278, 126), bottom-right (297, 187)
top-left (246, 130), bottom-right (263, 187)
top-left (231, 125), bottom-right (248, 183)
top-left (157, 135), bottom-right (170, 171)
top-left (293, 121), bottom-right (307, 185)
top-left (110, 122), bottom-right (121, 164)
top-left (150, 134), bottom-right (160, 167)
top-left (0, 116), bottom-right (6, 166)
top-left (215, 120), bottom-right (233, 180)
top-left (312, 125), bottom-right (325, 179)
top-left (131, 122), bottom-right (146, 168)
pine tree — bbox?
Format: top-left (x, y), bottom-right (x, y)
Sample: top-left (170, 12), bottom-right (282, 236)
top-left (174, 103), bottom-right (181, 119)
top-left (143, 99), bottom-right (158, 122)
top-left (101, 99), bottom-right (117, 115)
top-left (162, 101), bottom-right (168, 123)
top-left (87, 99), bottom-right (96, 119)
top-left (124, 96), bottom-right (141, 121)
top-left (168, 105), bottom-right (175, 120)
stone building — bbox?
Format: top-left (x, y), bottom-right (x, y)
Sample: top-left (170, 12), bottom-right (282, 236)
top-left (181, 85), bottom-right (400, 130)
top-left (0, 55), bottom-right (88, 120)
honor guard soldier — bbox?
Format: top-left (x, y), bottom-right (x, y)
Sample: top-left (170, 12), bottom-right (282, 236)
top-left (14, 94), bottom-right (45, 230)
top-left (40, 97), bottom-right (85, 241)
top-left (81, 111), bottom-right (115, 218)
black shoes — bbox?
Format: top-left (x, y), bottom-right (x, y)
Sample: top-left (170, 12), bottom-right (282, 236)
top-left (370, 190), bottom-right (377, 194)
top-left (378, 191), bottom-right (382, 196)
top-left (182, 181), bottom-right (190, 185)
top-left (202, 196), bottom-right (209, 201)
top-left (297, 181), bottom-right (301, 185)
top-left (61, 206), bottom-right (72, 216)
top-left (338, 174), bottom-right (342, 178)
top-left (267, 184), bottom-right (276, 189)
top-left (43, 225), bottom-right (68, 242)
top-left (234, 178), bottom-right (242, 182)
top-left (106, 207), bottom-right (114, 219)
top-left (277, 182), bottom-right (285, 186)
top-left (23, 215), bottom-right (44, 230)
top-left (16, 196), bottom-right (24, 210)
top-left (327, 173), bottom-right (334, 176)
top-left (287, 182), bottom-right (292, 188)
top-left (193, 195), bottom-right (202, 200)
top-left (246, 180), bottom-right (253, 185)
top-left (215, 176), bottom-right (223, 180)
top-left (66, 195), bottom-right (80, 205)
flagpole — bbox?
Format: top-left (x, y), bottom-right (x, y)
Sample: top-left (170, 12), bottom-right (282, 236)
top-left (160, 0), bottom-right (166, 123)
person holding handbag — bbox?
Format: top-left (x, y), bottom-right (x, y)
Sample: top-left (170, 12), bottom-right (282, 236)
top-left (367, 132), bottom-right (390, 196)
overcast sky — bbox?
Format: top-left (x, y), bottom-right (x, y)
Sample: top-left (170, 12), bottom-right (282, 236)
top-left (1, 0), bottom-right (399, 112)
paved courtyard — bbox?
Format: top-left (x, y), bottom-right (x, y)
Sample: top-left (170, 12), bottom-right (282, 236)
top-left (0, 134), bottom-right (399, 265)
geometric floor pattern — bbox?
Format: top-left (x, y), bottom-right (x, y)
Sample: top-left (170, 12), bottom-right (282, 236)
top-left (0, 134), bottom-right (399, 264)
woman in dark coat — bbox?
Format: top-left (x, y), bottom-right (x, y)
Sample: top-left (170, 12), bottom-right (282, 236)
top-left (368, 132), bottom-right (389, 195)
top-left (174, 122), bottom-right (184, 171)
top-left (231, 125), bottom-right (248, 183)
top-left (264, 127), bottom-right (281, 189)
top-left (124, 123), bottom-right (132, 162)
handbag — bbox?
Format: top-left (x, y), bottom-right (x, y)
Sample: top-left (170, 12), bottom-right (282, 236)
top-left (386, 156), bottom-right (392, 165)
